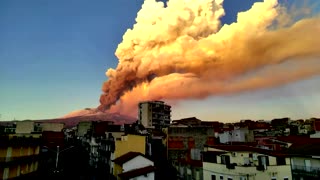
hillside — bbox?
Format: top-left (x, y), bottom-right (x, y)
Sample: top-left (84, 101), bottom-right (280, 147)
top-left (1, 109), bottom-right (137, 128)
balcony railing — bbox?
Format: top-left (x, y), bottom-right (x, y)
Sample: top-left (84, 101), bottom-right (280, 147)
top-left (0, 155), bottom-right (39, 166)
top-left (292, 165), bottom-right (320, 177)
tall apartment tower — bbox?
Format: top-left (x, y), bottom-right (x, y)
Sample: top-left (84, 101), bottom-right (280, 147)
top-left (138, 101), bottom-right (171, 129)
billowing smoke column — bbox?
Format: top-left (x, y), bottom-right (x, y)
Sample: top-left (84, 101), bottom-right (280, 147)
top-left (99, 0), bottom-right (320, 115)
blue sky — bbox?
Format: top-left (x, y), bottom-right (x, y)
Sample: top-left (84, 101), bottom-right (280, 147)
top-left (1, 0), bottom-right (319, 122)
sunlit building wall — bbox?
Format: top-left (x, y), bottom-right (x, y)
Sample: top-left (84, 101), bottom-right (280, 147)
top-left (0, 134), bottom-right (41, 179)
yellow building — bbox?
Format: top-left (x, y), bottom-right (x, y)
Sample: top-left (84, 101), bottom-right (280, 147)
top-left (203, 145), bottom-right (292, 180)
top-left (0, 134), bottom-right (41, 179)
top-left (112, 134), bottom-right (146, 177)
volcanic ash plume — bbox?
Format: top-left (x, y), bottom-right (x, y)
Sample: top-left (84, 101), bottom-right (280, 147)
top-left (99, 0), bottom-right (320, 115)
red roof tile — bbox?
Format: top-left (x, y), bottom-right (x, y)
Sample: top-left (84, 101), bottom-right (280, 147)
top-left (113, 152), bottom-right (144, 165)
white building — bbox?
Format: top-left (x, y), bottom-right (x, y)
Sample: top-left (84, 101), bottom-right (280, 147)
top-left (219, 128), bottom-right (254, 144)
top-left (113, 152), bottom-right (155, 180)
top-left (203, 145), bottom-right (292, 180)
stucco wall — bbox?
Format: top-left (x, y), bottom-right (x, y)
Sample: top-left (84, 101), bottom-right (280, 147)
top-left (115, 134), bottom-right (146, 159)
top-left (40, 123), bottom-right (64, 132)
top-left (132, 172), bottom-right (154, 180)
top-left (15, 121), bottom-right (34, 134)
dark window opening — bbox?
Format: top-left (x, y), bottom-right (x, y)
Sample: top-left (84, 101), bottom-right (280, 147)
top-left (276, 157), bottom-right (286, 165)
top-left (221, 155), bottom-right (230, 165)
top-left (211, 175), bottom-right (216, 180)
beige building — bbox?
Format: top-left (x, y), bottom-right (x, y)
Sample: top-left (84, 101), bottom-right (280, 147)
top-left (15, 121), bottom-right (34, 134)
top-left (203, 145), bottom-right (292, 180)
top-left (39, 122), bottom-right (64, 132)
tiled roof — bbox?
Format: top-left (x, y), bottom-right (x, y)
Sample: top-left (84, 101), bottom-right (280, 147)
top-left (118, 165), bottom-right (156, 179)
top-left (112, 152), bottom-right (144, 165)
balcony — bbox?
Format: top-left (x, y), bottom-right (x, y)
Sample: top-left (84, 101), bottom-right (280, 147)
top-left (292, 165), bottom-right (320, 177)
top-left (226, 163), bottom-right (236, 169)
top-left (0, 155), bottom-right (39, 166)
top-left (256, 165), bottom-right (267, 171)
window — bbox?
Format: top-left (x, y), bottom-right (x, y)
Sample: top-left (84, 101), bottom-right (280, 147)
top-left (271, 177), bottom-right (276, 180)
top-left (221, 155), bottom-right (230, 165)
top-left (304, 159), bottom-right (311, 172)
top-left (258, 155), bottom-right (269, 166)
top-left (283, 177), bottom-right (289, 180)
top-left (203, 153), bottom-right (217, 163)
top-left (220, 175), bottom-right (224, 180)
top-left (227, 177), bottom-right (233, 180)
top-left (276, 157), bottom-right (286, 165)
top-left (211, 174), bottom-right (216, 180)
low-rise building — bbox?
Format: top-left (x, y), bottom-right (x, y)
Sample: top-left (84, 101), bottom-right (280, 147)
top-left (39, 122), bottom-right (64, 132)
top-left (113, 151), bottom-right (155, 180)
top-left (167, 117), bottom-right (217, 180)
top-left (15, 121), bottom-right (35, 134)
top-left (202, 145), bottom-right (292, 180)
top-left (76, 121), bottom-right (93, 137)
top-left (219, 128), bottom-right (254, 144)
top-left (111, 134), bottom-right (147, 177)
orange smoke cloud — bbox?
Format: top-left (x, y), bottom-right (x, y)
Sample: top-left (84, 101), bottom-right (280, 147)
top-left (99, 0), bottom-right (320, 116)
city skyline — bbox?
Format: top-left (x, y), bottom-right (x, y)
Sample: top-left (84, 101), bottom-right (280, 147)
top-left (1, 0), bottom-right (320, 122)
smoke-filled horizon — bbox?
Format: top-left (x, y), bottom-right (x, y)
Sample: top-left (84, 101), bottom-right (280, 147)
top-left (99, 0), bottom-right (320, 116)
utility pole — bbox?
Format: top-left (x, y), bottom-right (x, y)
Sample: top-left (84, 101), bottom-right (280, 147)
top-left (43, 145), bottom-right (74, 173)
top-left (55, 146), bottom-right (59, 169)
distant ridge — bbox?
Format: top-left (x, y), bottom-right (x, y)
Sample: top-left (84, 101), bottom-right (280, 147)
top-left (1, 109), bottom-right (137, 128)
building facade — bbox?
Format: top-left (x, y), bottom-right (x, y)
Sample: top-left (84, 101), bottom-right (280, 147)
top-left (203, 145), bottom-right (292, 180)
top-left (0, 134), bottom-right (41, 179)
top-left (138, 101), bottom-right (171, 129)
top-left (113, 152), bottom-right (155, 180)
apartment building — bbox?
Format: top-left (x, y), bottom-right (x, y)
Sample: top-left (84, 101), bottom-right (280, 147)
top-left (138, 101), bottom-right (171, 129)
top-left (0, 134), bottom-right (41, 179)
